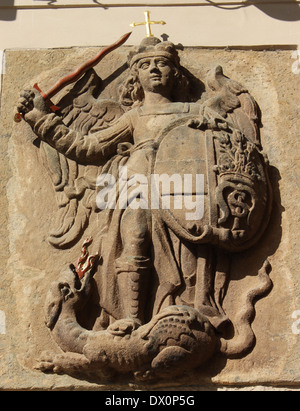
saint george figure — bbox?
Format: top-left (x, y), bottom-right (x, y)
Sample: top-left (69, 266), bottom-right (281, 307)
top-left (18, 38), bottom-right (228, 333)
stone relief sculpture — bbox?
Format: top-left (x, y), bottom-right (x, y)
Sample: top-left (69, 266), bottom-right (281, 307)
top-left (16, 32), bottom-right (273, 381)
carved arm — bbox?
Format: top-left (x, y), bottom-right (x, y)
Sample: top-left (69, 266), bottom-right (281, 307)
top-left (33, 111), bottom-right (133, 165)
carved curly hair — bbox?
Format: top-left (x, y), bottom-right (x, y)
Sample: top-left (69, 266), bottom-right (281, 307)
top-left (120, 65), bottom-right (192, 109)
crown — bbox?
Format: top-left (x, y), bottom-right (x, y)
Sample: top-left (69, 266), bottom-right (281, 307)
top-left (128, 37), bottom-right (180, 68)
top-left (214, 131), bottom-right (262, 183)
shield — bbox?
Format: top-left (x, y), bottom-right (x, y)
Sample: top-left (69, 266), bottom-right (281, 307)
top-left (150, 117), bottom-right (216, 233)
top-left (150, 116), bottom-right (272, 252)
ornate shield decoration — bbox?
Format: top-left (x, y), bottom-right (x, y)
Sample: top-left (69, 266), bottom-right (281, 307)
top-left (151, 116), bottom-right (272, 253)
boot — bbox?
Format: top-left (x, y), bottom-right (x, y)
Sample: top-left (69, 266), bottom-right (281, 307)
top-left (115, 256), bottom-right (150, 324)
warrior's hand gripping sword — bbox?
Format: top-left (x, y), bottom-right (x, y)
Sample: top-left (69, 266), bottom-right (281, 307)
top-left (14, 32), bottom-right (132, 123)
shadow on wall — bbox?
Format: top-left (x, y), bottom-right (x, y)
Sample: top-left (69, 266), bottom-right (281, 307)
top-left (206, 0), bottom-right (300, 21)
top-left (1, 0), bottom-right (300, 22)
top-left (0, 0), bottom-right (16, 21)
top-left (0, 0), bottom-right (58, 21)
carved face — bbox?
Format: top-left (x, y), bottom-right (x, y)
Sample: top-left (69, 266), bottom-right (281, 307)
top-left (136, 57), bottom-right (176, 96)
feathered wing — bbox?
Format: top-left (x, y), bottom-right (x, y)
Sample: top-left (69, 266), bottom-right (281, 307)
top-left (39, 69), bottom-right (124, 249)
top-left (205, 65), bottom-right (261, 146)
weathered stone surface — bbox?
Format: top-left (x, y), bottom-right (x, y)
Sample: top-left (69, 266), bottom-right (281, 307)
top-left (0, 45), bottom-right (299, 390)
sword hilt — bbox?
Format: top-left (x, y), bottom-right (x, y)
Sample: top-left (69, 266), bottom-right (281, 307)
top-left (14, 83), bottom-right (60, 123)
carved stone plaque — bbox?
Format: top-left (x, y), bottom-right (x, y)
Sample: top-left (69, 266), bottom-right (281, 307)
top-left (1, 38), bottom-right (299, 390)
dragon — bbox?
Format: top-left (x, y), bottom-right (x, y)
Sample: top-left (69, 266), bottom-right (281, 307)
top-left (36, 242), bottom-right (272, 381)
top-left (37, 258), bottom-right (216, 381)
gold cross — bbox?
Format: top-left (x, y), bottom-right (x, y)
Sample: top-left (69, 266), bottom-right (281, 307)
top-left (130, 11), bottom-right (166, 38)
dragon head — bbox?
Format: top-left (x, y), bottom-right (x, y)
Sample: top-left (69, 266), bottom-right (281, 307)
top-left (44, 261), bottom-right (97, 330)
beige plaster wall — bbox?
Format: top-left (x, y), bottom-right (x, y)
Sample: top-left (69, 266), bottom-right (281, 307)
top-left (0, 1), bottom-right (299, 49)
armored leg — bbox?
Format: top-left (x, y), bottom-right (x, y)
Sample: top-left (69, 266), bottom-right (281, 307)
top-left (116, 257), bottom-right (151, 324)
top-left (117, 208), bottom-right (152, 323)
